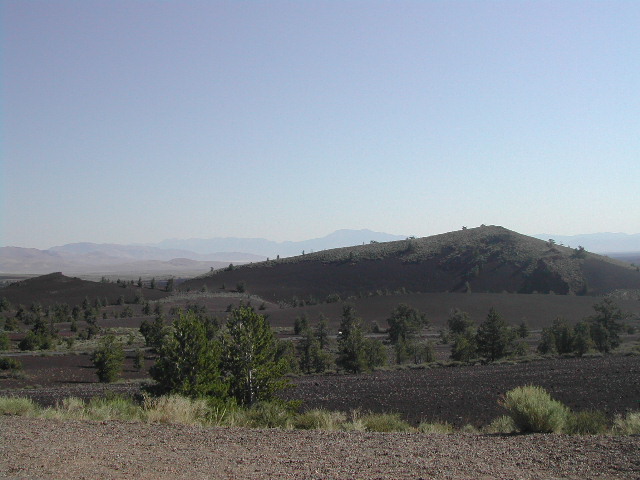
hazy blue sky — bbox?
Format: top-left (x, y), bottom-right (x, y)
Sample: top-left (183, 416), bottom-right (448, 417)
top-left (2, 1), bottom-right (639, 249)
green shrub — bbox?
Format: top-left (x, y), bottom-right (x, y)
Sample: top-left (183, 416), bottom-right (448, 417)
top-left (417, 421), bottom-right (454, 434)
top-left (0, 331), bottom-right (10, 350)
top-left (460, 424), bottom-right (479, 433)
top-left (19, 331), bottom-right (42, 351)
top-left (53, 397), bottom-right (86, 418)
top-left (565, 410), bottom-right (608, 434)
top-left (361, 412), bottom-right (412, 432)
top-left (0, 357), bottom-right (22, 370)
top-left (133, 348), bottom-right (145, 371)
top-left (91, 335), bottom-right (125, 383)
top-left (502, 385), bottom-right (569, 433)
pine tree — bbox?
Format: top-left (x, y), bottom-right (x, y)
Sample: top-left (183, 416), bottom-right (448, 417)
top-left (315, 314), bottom-right (329, 349)
top-left (476, 307), bottom-right (513, 362)
top-left (335, 305), bottom-right (367, 373)
top-left (589, 299), bottom-right (625, 353)
top-left (222, 306), bottom-right (289, 406)
top-left (386, 303), bottom-right (428, 344)
top-left (91, 335), bottom-right (125, 383)
top-left (150, 311), bottom-right (227, 398)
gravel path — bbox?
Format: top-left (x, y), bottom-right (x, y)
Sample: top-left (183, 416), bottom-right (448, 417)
top-left (1, 417), bottom-right (639, 479)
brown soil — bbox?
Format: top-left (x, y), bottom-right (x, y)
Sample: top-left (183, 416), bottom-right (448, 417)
top-left (1, 416), bottom-right (639, 480)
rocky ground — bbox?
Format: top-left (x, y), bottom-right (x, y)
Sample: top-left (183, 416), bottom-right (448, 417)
top-left (2, 355), bottom-right (639, 428)
top-left (1, 416), bottom-right (639, 480)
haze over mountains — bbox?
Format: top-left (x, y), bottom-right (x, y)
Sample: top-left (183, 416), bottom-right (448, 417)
top-left (0, 229), bottom-right (405, 275)
top-left (1, 229), bottom-right (637, 276)
top-left (532, 233), bottom-right (640, 254)
top-left (152, 229), bottom-right (406, 257)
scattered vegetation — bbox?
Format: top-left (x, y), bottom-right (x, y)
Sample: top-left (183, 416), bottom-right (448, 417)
top-left (149, 306), bottom-right (290, 407)
top-left (538, 299), bottom-right (629, 356)
top-left (2, 385), bottom-right (633, 435)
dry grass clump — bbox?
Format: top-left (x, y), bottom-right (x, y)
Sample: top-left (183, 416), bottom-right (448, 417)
top-left (612, 412), bottom-right (640, 435)
top-left (143, 395), bottom-right (210, 425)
top-left (0, 396), bottom-right (37, 416)
top-left (225, 401), bottom-right (294, 429)
top-left (483, 415), bottom-right (516, 434)
top-left (360, 412), bottom-right (413, 432)
top-left (293, 409), bottom-right (347, 430)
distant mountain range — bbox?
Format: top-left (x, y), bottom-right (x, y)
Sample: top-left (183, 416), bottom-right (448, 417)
top-left (153, 229), bottom-right (406, 258)
top-left (0, 229), bottom-right (406, 275)
top-left (1, 229), bottom-right (637, 275)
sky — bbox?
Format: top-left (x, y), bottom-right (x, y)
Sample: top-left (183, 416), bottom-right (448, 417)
top-left (2, 1), bottom-right (639, 249)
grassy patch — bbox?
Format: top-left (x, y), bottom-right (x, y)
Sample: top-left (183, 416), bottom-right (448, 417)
top-left (361, 412), bottom-right (412, 432)
top-left (417, 421), bottom-right (454, 434)
top-left (0, 391), bottom-right (638, 436)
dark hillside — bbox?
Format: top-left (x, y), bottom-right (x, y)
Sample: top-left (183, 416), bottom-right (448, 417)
top-left (179, 226), bottom-right (640, 302)
top-left (0, 272), bottom-right (169, 307)
top-left (261, 292), bottom-right (640, 331)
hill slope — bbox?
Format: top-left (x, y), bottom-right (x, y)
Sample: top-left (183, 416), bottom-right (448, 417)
top-left (179, 226), bottom-right (640, 302)
top-left (0, 272), bottom-right (169, 307)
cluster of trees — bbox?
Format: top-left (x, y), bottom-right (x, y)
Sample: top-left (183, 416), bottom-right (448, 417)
top-left (336, 305), bottom-right (387, 373)
top-left (144, 306), bottom-right (290, 406)
top-left (538, 298), bottom-right (626, 355)
top-left (446, 308), bottom-right (528, 363)
top-left (386, 303), bottom-right (433, 364)
top-left (443, 299), bottom-right (629, 363)
top-left (293, 314), bottom-right (331, 374)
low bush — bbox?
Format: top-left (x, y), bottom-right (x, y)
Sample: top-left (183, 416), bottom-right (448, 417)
top-left (143, 395), bottom-right (210, 425)
top-left (243, 402), bottom-right (295, 429)
top-left (417, 421), bottom-right (454, 434)
top-left (502, 385), bottom-right (569, 433)
top-left (0, 357), bottom-right (22, 370)
top-left (91, 335), bottom-right (125, 383)
top-left (483, 415), bottom-right (516, 434)
top-left (0, 331), bottom-right (10, 350)
top-left (565, 410), bottom-right (608, 435)
top-left (361, 412), bottom-right (412, 432)
top-left (0, 396), bottom-right (37, 416)
top-left (293, 409), bottom-right (347, 430)
top-left (612, 412), bottom-right (640, 435)
top-left (85, 395), bottom-right (143, 421)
